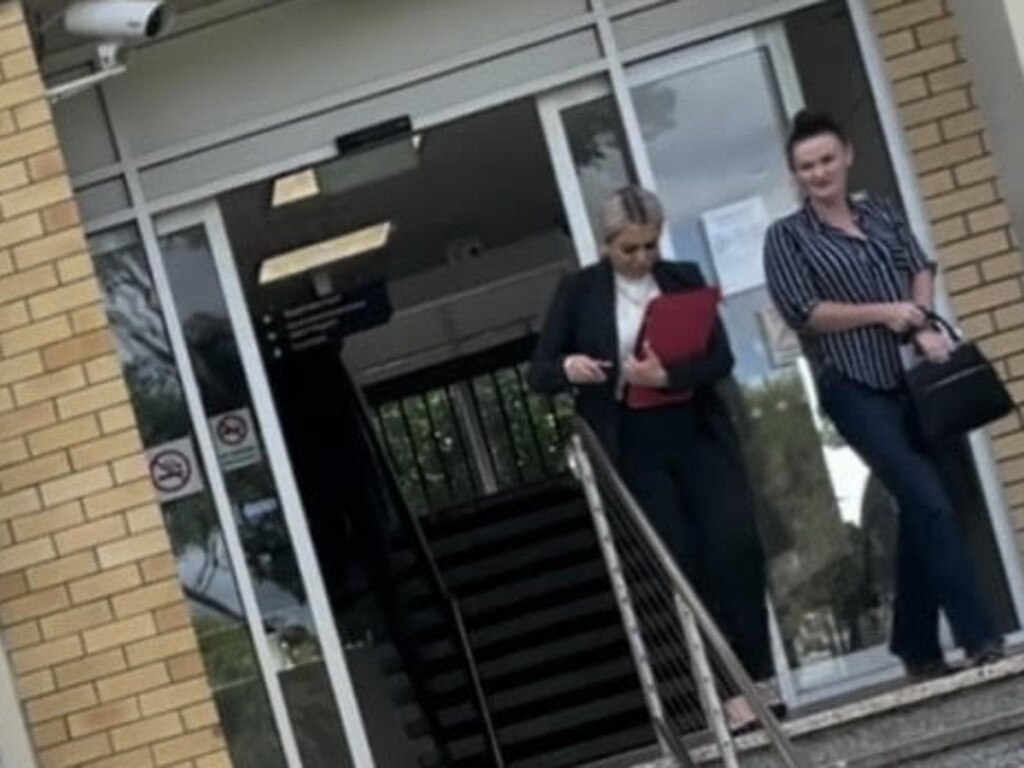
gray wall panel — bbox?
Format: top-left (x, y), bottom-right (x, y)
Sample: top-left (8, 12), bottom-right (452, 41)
top-left (52, 80), bottom-right (118, 176)
top-left (75, 177), bottom-right (132, 222)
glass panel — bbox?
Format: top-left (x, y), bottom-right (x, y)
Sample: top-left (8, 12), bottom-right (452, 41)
top-left (631, 47), bottom-right (890, 688)
top-left (560, 93), bottom-right (637, 241)
top-left (89, 225), bottom-right (287, 768)
top-left (159, 224), bottom-right (352, 766)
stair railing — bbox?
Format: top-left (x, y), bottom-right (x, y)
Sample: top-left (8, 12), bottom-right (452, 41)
top-left (567, 417), bottom-right (806, 768)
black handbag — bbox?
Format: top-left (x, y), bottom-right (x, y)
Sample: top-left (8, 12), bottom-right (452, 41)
top-left (905, 313), bottom-right (1014, 443)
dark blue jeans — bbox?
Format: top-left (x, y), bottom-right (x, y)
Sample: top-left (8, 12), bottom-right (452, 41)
top-left (818, 370), bottom-right (999, 663)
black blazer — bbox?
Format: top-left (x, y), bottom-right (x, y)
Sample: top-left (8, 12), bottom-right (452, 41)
top-left (529, 259), bottom-right (741, 461)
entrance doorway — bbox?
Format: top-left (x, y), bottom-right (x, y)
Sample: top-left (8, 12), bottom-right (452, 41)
top-left (537, 4), bottom-right (1021, 706)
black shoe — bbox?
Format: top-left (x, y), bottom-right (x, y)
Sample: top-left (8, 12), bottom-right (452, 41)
top-left (965, 641), bottom-right (1005, 669)
top-left (903, 658), bottom-right (956, 681)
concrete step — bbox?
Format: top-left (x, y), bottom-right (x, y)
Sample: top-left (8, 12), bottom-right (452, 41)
top-left (691, 652), bottom-right (1024, 768)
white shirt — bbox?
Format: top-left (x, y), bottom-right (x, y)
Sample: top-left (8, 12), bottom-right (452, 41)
top-left (614, 272), bottom-right (660, 397)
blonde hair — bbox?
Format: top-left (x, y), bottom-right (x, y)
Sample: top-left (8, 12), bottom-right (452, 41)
top-left (599, 185), bottom-right (664, 243)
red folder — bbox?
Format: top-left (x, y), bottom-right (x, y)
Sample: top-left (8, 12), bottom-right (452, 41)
top-left (626, 286), bottom-right (722, 409)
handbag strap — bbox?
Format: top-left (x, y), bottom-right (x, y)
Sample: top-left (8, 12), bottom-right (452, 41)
top-left (921, 308), bottom-right (963, 343)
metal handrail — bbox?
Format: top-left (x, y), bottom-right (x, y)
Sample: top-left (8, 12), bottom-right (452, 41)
top-left (354, 383), bottom-right (505, 766)
top-left (568, 416), bottom-right (806, 768)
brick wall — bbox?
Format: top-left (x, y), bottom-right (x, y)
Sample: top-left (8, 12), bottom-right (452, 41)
top-left (872, 0), bottom-right (1024, 553)
top-left (0, 3), bottom-right (232, 767)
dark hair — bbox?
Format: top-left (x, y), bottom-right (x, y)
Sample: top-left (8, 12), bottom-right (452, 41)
top-left (786, 109), bottom-right (849, 165)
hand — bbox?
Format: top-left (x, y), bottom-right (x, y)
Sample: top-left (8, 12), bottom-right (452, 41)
top-left (882, 302), bottom-right (927, 334)
top-left (563, 354), bottom-right (612, 384)
top-left (625, 343), bottom-right (668, 388)
top-left (914, 327), bottom-right (952, 363)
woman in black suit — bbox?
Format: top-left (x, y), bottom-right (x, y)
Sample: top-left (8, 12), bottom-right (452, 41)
top-left (529, 186), bottom-right (774, 728)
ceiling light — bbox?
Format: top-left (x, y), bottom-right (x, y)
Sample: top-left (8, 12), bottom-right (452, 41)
top-left (271, 168), bottom-right (320, 208)
top-left (258, 222), bottom-right (392, 285)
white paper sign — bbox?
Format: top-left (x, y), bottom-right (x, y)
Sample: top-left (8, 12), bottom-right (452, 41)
top-left (148, 437), bottom-right (204, 503)
top-left (701, 196), bottom-right (771, 295)
top-left (209, 407), bottom-right (262, 472)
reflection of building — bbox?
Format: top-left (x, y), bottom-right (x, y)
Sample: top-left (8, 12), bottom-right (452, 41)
top-left (3, 1), bottom-right (1024, 766)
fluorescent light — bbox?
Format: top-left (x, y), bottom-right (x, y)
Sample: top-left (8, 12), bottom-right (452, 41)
top-left (271, 168), bottom-right (320, 208)
top-left (258, 221), bottom-right (392, 285)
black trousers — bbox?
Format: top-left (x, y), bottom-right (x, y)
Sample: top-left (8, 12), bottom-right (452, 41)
top-left (617, 403), bottom-right (774, 681)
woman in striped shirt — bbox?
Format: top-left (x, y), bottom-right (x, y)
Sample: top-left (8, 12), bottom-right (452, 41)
top-left (763, 110), bottom-right (1003, 679)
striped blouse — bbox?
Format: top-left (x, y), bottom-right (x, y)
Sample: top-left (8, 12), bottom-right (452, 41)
top-left (763, 196), bottom-right (934, 391)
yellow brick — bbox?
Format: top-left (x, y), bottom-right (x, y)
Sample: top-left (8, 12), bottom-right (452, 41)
top-left (0, 72), bottom-right (40, 112)
top-left (28, 414), bottom-right (100, 456)
top-left (980, 328), bottom-right (1024, 360)
top-left (53, 514), bottom-right (125, 556)
top-left (0, 568), bottom-right (25, 599)
top-left (2, 49), bottom-right (35, 80)
top-left (893, 76), bottom-right (928, 105)
top-left (154, 603), bottom-right (190, 633)
top-left (5, 618), bottom-right (39, 649)
top-left (0, 386), bottom-right (13, 411)
top-left (67, 697), bottom-right (140, 739)
top-left (140, 553), bottom-right (177, 584)
top-left (0, 450), bottom-right (68, 491)
top-left (906, 122), bottom-right (940, 152)
top-left (13, 228), bottom-right (87, 271)
top-left (12, 500), bottom-right (84, 542)
top-left (0, 158), bottom-right (28, 192)
top-left (43, 199), bottom-right (81, 235)
top-left (915, 136), bottom-right (984, 174)
top-left (13, 100), bottom-right (50, 131)
top-left (0, 584), bottom-right (68, 625)
top-left (0, 211), bottom-right (43, 249)
top-left (0, 299), bottom-right (28, 332)
top-left (166, 651), bottom-right (204, 683)
top-left (41, 464), bottom-right (114, 507)
top-left (916, 16), bottom-right (957, 46)
top-left (71, 304), bottom-right (108, 335)
top-left (56, 379), bottom-right (128, 420)
top-left (938, 230), bottom-right (1010, 268)
top-left (9, 633), bottom-right (82, 674)
top-left (112, 711), bottom-right (182, 752)
top-left (942, 110), bottom-right (985, 141)
top-left (40, 599), bottom-right (113, 641)
top-left (37, 732), bottom-right (111, 768)
top-left (968, 203), bottom-right (1012, 234)
top-left (152, 726), bottom-right (224, 765)
top-left (0, 4), bottom-right (25, 31)
top-left (0, 398), bottom-right (54, 440)
top-left (0, 485), bottom-right (41, 521)
top-left (97, 529), bottom-right (170, 569)
top-left (0, 174), bottom-right (70, 219)
top-left (2, 314), bottom-right (71, 356)
top-left (83, 612), bottom-right (156, 654)
top-left (17, 668), bottom-right (55, 699)
top-left (0, 434), bottom-right (26, 467)
top-left (84, 746), bottom-right (155, 768)
top-left (68, 564), bottom-right (142, 605)
top-left (902, 89), bottom-right (970, 128)
top-left (994, 432), bottom-right (1024, 461)
top-left (886, 41), bottom-right (956, 81)
top-left (943, 264), bottom-right (979, 292)
top-left (926, 182), bottom-right (996, 221)
top-left (27, 149), bottom-right (66, 182)
top-left (928, 62), bottom-right (970, 94)
top-left (29, 276), bottom-right (101, 320)
top-left (956, 280), bottom-right (1022, 315)
top-left (0, 536), bottom-right (54, 575)
top-left (84, 479), bottom-right (154, 519)
top-left (139, 678), bottom-right (209, 717)
top-left (96, 661), bottom-right (170, 702)
top-left (84, 354), bottom-right (121, 384)
top-left (13, 364), bottom-right (86, 407)
top-left (955, 157), bottom-right (998, 187)
top-left (56, 254), bottom-right (92, 286)
top-left (181, 701), bottom-right (217, 732)
top-left (32, 718), bottom-right (67, 749)
top-left (126, 628), bottom-right (196, 668)
top-left (195, 753), bottom-right (232, 768)
top-left (995, 304), bottom-right (1024, 331)
top-left (0, 124), bottom-right (56, 166)
top-left (981, 253), bottom-right (1024, 282)
top-left (0, 349), bottom-right (42, 385)
top-left (0, 20), bottom-right (30, 55)
top-left (98, 404), bottom-right (135, 435)
top-left (880, 29), bottom-right (916, 58)
top-left (918, 168), bottom-right (953, 198)
top-left (125, 502), bottom-right (161, 534)
top-left (25, 682), bottom-right (97, 723)
top-left (25, 550), bottom-right (97, 589)
top-left (113, 454), bottom-right (148, 485)
top-left (0, 263), bottom-right (58, 303)
top-left (54, 648), bottom-right (127, 689)
top-left (112, 579), bottom-right (182, 619)
top-left (70, 430), bottom-right (141, 471)
top-left (874, 0), bottom-right (944, 35)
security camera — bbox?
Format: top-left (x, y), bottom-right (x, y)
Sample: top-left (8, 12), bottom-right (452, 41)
top-left (64, 1), bottom-right (169, 40)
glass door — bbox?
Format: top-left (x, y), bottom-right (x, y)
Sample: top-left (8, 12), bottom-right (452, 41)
top-left (93, 202), bottom-right (377, 767)
top-left (537, 24), bottom-right (1021, 706)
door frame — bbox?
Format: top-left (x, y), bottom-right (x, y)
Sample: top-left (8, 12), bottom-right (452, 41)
top-left (0, 634), bottom-right (37, 768)
top-left (151, 202), bottom-right (377, 768)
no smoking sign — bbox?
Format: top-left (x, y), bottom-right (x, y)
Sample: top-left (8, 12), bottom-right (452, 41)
top-left (147, 437), bottom-right (204, 503)
top-left (209, 408), bottom-right (261, 472)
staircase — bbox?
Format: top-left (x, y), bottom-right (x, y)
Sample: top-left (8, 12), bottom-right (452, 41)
top-left (385, 479), bottom-right (655, 768)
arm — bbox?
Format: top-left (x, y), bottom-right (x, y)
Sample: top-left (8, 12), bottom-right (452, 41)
top-left (663, 317), bottom-right (735, 392)
top-left (528, 275), bottom-right (576, 395)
